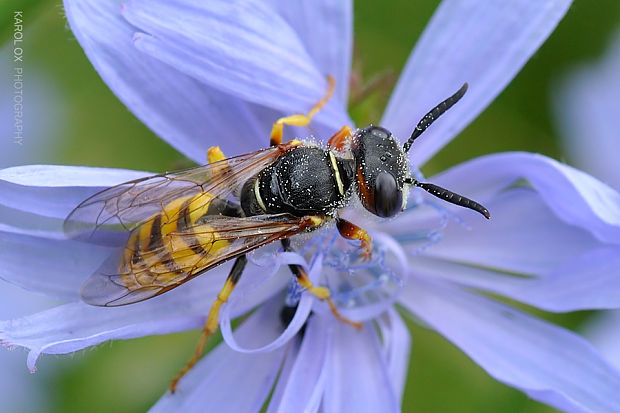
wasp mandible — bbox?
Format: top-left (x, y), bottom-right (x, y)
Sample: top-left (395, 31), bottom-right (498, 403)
top-left (65, 77), bottom-right (489, 391)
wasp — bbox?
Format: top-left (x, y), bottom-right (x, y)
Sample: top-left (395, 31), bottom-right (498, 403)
top-left (65, 77), bottom-right (489, 391)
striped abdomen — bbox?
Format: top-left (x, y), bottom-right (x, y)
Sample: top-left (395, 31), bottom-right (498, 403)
top-left (119, 192), bottom-right (242, 290)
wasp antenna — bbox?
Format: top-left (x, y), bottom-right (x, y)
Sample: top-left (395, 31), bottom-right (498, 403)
top-left (403, 83), bottom-right (468, 153)
top-left (415, 180), bottom-right (490, 219)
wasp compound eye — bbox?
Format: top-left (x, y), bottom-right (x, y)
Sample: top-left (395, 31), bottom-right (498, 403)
top-left (374, 172), bottom-right (402, 217)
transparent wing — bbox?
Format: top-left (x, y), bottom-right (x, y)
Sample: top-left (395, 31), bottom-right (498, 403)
top-left (65, 146), bottom-right (283, 246)
top-left (81, 214), bottom-right (320, 306)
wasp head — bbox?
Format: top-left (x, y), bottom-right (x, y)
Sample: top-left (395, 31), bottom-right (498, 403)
top-left (351, 125), bottom-right (411, 218)
top-left (349, 83), bottom-right (491, 221)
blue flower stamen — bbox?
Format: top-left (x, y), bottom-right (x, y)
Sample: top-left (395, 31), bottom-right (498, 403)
top-left (294, 228), bottom-right (404, 309)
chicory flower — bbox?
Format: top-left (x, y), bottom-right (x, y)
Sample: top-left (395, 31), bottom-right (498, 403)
top-left (2, 1), bottom-right (620, 412)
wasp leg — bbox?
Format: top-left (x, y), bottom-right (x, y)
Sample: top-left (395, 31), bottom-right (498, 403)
top-left (207, 146), bottom-right (227, 163)
top-left (169, 255), bottom-right (248, 393)
top-left (336, 217), bottom-right (373, 261)
top-left (327, 126), bottom-right (354, 151)
top-left (269, 75), bottom-right (335, 147)
top-left (206, 145), bottom-right (238, 180)
top-left (281, 238), bottom-right (362, 329)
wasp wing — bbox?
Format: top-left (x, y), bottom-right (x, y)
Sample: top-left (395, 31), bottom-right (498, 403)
top-left (64, 146), bottom-right (283, 246)
top-left (81, 213), bottom-right (320, 306)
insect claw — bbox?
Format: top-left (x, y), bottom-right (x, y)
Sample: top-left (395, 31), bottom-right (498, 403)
top-left (360, 238), bottom-right (373, 261)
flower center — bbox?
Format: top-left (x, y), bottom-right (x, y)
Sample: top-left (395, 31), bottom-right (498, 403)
top-left (275, 227), bottom-right (407, 321)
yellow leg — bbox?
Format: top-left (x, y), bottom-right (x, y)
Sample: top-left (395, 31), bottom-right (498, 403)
top-left (295, 268), bottom-right (362, 330)
top-left (281, 238), bottom-right (362, 330)
top-left (207, 146), bottom-right (226, 163)
top-left (205, 145), bottom-right (231, 177)
top-left (336, 217), bottom-right (373, 261)
top-left (270, 75), bottom-right (336, 146)
top-left (169, 256), bottom-right (246, 393)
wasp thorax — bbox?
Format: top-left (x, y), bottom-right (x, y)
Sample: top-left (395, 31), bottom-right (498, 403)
top-left (352, 126), bottom-right (410, 217)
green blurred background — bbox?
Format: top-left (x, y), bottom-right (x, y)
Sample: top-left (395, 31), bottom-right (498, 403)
top-left (2, 1), bottom-right (620, 412)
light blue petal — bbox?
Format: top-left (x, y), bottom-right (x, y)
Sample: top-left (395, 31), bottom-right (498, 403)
top-left (63, 0), bottom-right (306, 160)
top-left (412, 247), bottom-right (620, 313)
top-left (386, 186), bottom-right (602, 289)
top-left (267, 316), bottom-right (331, 413)
top-left (265, 0), bottom-right (353, 103)
top-left (378, 309), bottom-right (411, 403)
top-left (553, 28), bottom-right (620, 190)
top-left (431, 152), bottom-right (620, 245)
top-left (0, 231), bottom-right (113, 300)
top-left (149, 298), bottom-right (286, 413)
top-left (401, 276), bottom-right (620, 412)
top-left (322, 320), bottom-right (399, 413)
top-left (0, 164), bottom-right (147, 222)
top-left (123, 0), bottom-right (350, 138)
top-left (421, 187), bottom-right (602, 277)
top-left (381, 0), bottom-right (572, 166)
top-left (0, 271), bottom-right (225, 371)
top-left (266, 337), bottom-right (302, 413)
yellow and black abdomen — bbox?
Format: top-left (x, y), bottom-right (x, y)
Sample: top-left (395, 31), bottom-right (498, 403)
top-left (119, 192), bottom-right (242, 292)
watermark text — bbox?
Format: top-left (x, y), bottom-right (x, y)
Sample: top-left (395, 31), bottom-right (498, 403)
top-left (13, 11), bottom-right (24, 145)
